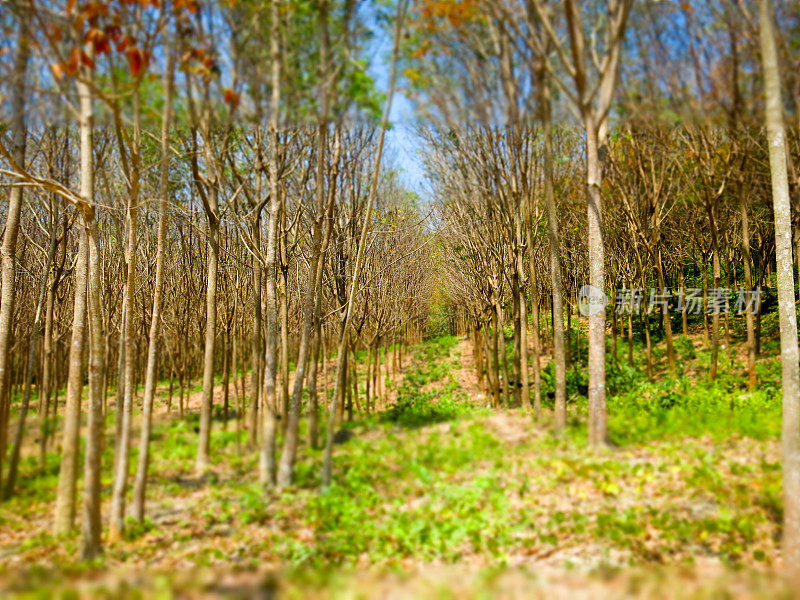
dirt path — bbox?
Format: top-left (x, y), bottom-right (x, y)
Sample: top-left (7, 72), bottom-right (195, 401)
top-left (0, 335), bottom-right (787, 598)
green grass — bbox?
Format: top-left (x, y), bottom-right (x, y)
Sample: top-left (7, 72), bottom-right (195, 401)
top-left (0, 330), bottom-right (790, 598)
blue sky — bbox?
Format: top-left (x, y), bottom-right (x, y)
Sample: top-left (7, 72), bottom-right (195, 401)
top-left (366, 10), bottom-right (428, 198)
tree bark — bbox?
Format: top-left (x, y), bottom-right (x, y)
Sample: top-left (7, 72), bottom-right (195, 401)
top-left (196, 216), bottom-right (219, 473)
top-left (758, 0), bottom-right (800, 584)
top-left (53, 226), bottom-right (88, 535)
top-left (322, 0), bottom-right (406, 488)
top-left (259, 0), bottom-right (282, 489)
top-left (541, 75), bottom-right (566, 430)
top-left (132, 45), bottom-right (174, 522)
top-left (585, 117), bottom-right (607, 445)
top-left (109, 91), bottom-right (142, 541)
top-left (739, 193), bottom-right (757, 390)
top-left (78, 57), bottom-right (105, 558)
top-left (0, 2), bottom-right (30, 491)
top-left (276, 0), bottom-right (333, 489)
top-left (3, 213), bottom-right (56, 499)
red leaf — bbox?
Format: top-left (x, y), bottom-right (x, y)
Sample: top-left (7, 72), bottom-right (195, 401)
top-left (64, 47), bottom-right (80, 75)
top-left (223, 88), bottom-right (240, 107)
top-left (126, 46), bottom-right (147, 77)
top-left (105, 24), bottom-right (121, 43)
top-left (46, 24), bottom-right (63, 43)
top-left (81, 50), bottom-right (95, 69)
top-left (116, 34), bottom-right (134, 53)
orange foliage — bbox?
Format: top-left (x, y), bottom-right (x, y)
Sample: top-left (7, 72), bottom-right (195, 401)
top-left (223, 88), bottom-right (240, 107)
top-left (416, 0), bottom-right (481, 28)
top-left (49, 0), bottom-right (196, 80)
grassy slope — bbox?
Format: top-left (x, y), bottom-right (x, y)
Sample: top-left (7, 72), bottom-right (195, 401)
top-left (0, 331), bottom-right (792, 598)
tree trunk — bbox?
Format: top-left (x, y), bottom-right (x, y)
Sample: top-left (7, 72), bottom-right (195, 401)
top-left (196, 217), bottom-right (219, 474)
top-left (223, 330), bottom-right (231, 428)
top-left (680, 268), bottom-right (689, 336)
top-left (758, 0), bottom-right (800, 583)
top-left (321, 0), bottom-right (405, 488)
top-left (278, 264), bottom-right (289, 430)
top-left (497, 301), bottom-right (510, 407)
top-left (3, 217), bottom-right (55, 498)
top-left (739, 194), bottom-right (757, 390)
top-left (249, 215), bottom-right (263, 447)
top-left (490, 305), bottom-right (501, 408)
top-left (38, 277), bottom-right (56, 470)
top-left (708, 225), bottom-right (721, 381)
top-left (259, 0), bottom-right (282, 489)
top-left (307, 328), bottom-right (321, 449)
top-left (0, 5), bottom-right (29, 492)
top-left (541, 68), bottom-right (567, 430)
top-left (109, 123), bottom-right (141, 541)
top-left (53, 226), bottom-right (88, 535)
top-left (79, 59), bottom-right (105, 558)
top-left (132, 49), bottom-right (174, 521)
top-left (585, 116), bottom-right (607, 446)
top-left (656, 249), bottom-right (675, 371)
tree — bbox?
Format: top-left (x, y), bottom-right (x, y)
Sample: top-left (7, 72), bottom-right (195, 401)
top-left (528, 0), bottom-right (633, 445)
top-left (0, 0), bottom-right (31, 495)
top-left (756, 0), bottom-right (800, 583)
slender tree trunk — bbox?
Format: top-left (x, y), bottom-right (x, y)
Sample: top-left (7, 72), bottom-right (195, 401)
top-left (529, 293), bottom-right (542, 416)
top-left (490, 305), bottom-right (501, 408)
top-left (196, 217), bottom-right (219, 474)
top-left (517, 237), bottom-right (530, 410)
top-left (3, 220), bottom-right (55, 498)
top-left (759, 0), bottom-right (800, 583)
top-left (248, 204), bottom-right (263, 447)
top-left (278, 265), bottom-right (289, 430)
top-left (132, 48), bottom-right (174, 521)
top-left (365, 342), bottom-right (372, 413)
top-left (512, 278), bottom-right (522, 407)
top-left (259, 0), bottom-right (282, 489)
top-left (114, 312), bottom-right (126, 456)
top-left (39, 279), bottom-right (55, 470)
top-left (526, 228), bottom-right (541, 416)
top-left (233, 330), bottom-right (242, 451)
top-left (278, 0), bottom-right (350, 488)
top-left (680, 269), bottom-right (689, 336)
top-left (643, 309), bottom-right (653, 378)
top-left (473, 321), bottom-right (485, 392)
top-left (656, 249), bottom-right (675, 371)
top-left (585, 116), bottom-right (607, 446)
top-left (610, 296), bottom-right (618, 363)
top-left (541, 67), bottom-right (566, 430)
top-left (78, 59), bottom-right (105, 558)
top-left (83, 216), bottom-right (105, 559)
top-left (0, 5), bottom-right (29, 491)
top-left (708, 224), bottom-right (721, 381)
top-left (497, 301), bottom-right (510, 407)
top-left (222, 330), bottom-right (231, 428)
top-left (702, 253), bottom-right (710, 342)
top-left (54, 226), bottom-right (88, 534)
top-left (321, 0), bottom-right (405, 487)
top-left (109, 131), bottom-right (141, 542)
top-left (739, 194), bottom-right (757, 390)
top-left (307, 328), bottom-right (321, 449)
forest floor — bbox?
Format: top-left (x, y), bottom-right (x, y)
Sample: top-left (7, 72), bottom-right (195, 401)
top-left (0, 326), bottom-right (793, 598)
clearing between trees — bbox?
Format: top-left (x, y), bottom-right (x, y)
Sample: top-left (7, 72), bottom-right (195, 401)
top-left (0, 334), bottom-right (789, 598)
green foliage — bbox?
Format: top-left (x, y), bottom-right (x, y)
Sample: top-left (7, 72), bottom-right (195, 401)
top-left (1, 333), bottom-right (789, 595)
top-left (607, 372), bottom-right (780, 446)
top-left (381, 336), bottom-right (470, 427)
